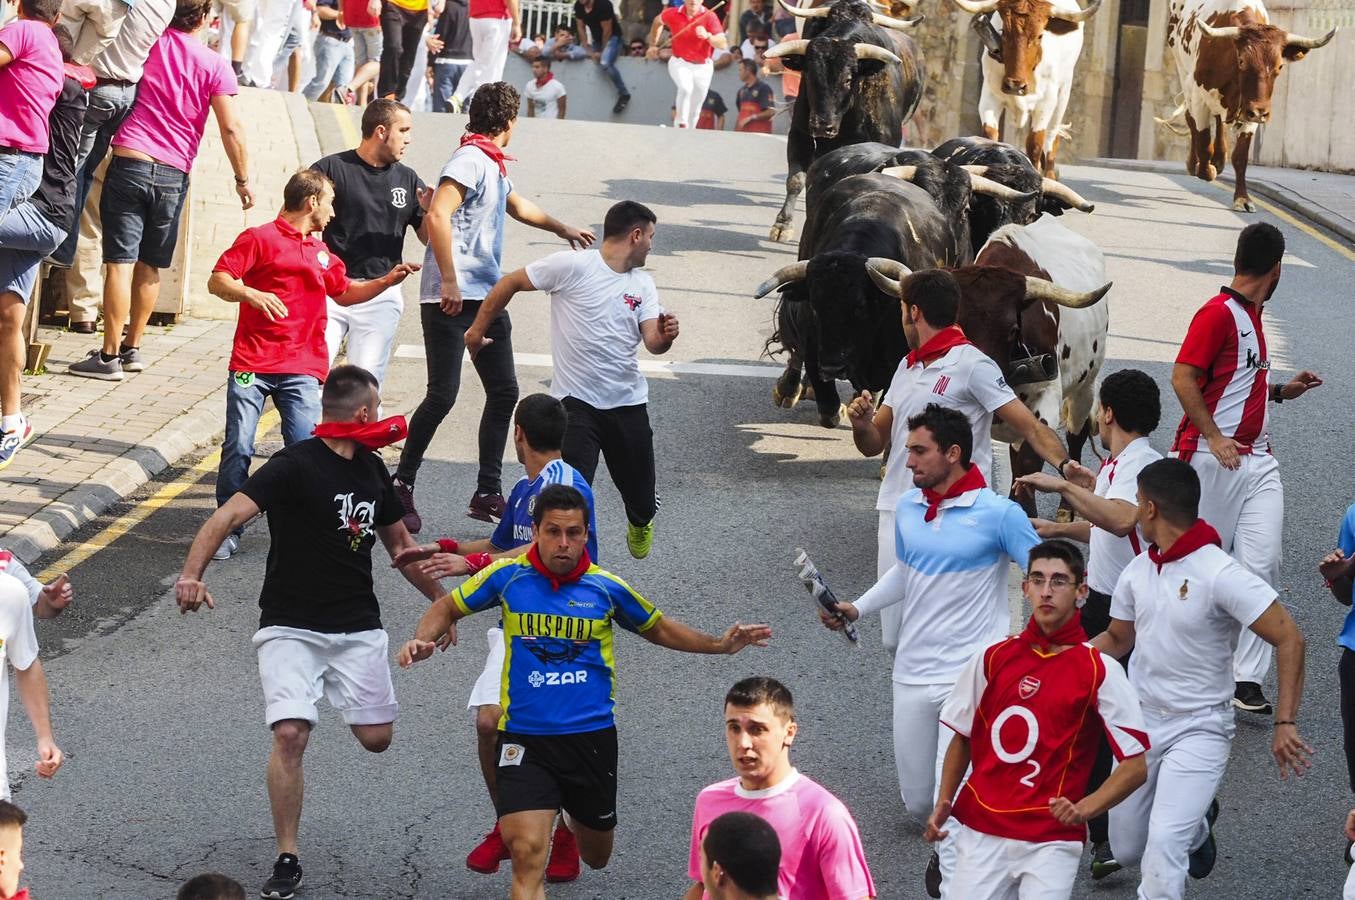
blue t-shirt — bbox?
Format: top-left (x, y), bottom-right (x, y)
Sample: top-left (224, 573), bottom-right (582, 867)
top-left (419, 144), bottom-right (512, 302)
top-left (1336, 504), bottom-right (1355, 651)
top-left (491, 459), bottom-right (599, 562)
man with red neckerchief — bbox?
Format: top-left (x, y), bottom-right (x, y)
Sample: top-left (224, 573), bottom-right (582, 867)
top-left (646, 0), bottom-right (728, 129)
top-left (1094, 457), bottom-right (1311, 900)
top-left (923, 540), bottom-right (1150, 900)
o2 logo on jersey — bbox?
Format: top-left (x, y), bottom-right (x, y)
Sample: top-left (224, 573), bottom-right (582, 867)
top-left (391, 187), bottom-right (408, 209)
top-left (992, 704), bottom-right (1041, 787)
top-left (528, 669), bottom-right (589, 687)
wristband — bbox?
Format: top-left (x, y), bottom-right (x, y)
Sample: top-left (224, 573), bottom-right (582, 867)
top-left (234, 175), bottom-right (249, 185)
top-left (1274, 720), bottom-right (1297, 727)
top-left (1057, 458), bottom-right (1073, 477)
top-left (436, 538), bottom-right (460, 554)
top-left (1271, 384), bottom-right (1284, 404)
top-left (465, 552), bottom-right (493, 573)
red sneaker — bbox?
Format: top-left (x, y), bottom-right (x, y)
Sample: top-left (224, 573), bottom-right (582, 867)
top-left (466, 823), bottom-right (511, 874)
top-left (545, 823), bottom-right (581, 883)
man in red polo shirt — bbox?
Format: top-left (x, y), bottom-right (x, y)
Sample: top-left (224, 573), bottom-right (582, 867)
top-left (647, 0), bottom-right (727, 129)
top-left (206, 169), bottom-right (419, 560)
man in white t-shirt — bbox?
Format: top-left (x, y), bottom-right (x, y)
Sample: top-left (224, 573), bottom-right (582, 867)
top-left (0, 574), bottom-right (63, 801)
top-left (1094, 458), bottom-right (1311, 900)
top-left (524, 58), bottom-right (567, 119)
top-left (1016, 367), bottom-right (1161, 879)
top-left (465, 200), bottom-right (679, 561)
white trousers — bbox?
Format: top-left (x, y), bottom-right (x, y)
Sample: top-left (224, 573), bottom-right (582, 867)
top-left (668, 56), bottom-right (713, 129)
top-left (1187, 452), bottom-right (1283, 683)
top-left (949, 824), bottom-right (1082, 900)
top-left (876, 509), bottom-right (902, 653)
top-left (455, 17), bottom-right (512, 102)
top-left (325, 283), bottom-right (404, 389)
top-left (893, 681), bottom-right (960, 893)
top-left (1108, 704), bottom-right (1234, 900)
top-left (243, 0), bottom-right (300, 86)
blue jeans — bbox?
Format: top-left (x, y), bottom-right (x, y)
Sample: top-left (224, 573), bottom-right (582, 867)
top-left (0, 204), bottom-right (67, 300)
top-left (432, 60), bottom-right (468, 112)
top-left (304, 34), bottom-right (356, 100)
top-left (593, 35), bottom-right (628, 96)
top-left (0, 154), bottom-right (41, 216)
top-left (50, 81), bottom-right (138, 267)
top-left (217, 372), bottom-right (322, 532)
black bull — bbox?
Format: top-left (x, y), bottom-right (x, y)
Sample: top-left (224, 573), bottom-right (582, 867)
top-left (767, 0), bottom-right (926, 243)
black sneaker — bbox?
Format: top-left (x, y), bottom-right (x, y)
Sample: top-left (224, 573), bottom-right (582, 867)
top-left (613, 93), bottom-right (631, 113)
top-left (923, 849), bottom-right (941, 898)
top-left (467, 491), bottom-right (506, 524)
top-left (1188, 799), bottom-right (1220, 880)
top-left (261, 853), bottom-right (302, 899)
top-left (394, 477), bottom-right (422, 534)
top-left (1233, 681), bottom-right (1272, 715)
top-left (1089, 840), bottom-right (1121, 880)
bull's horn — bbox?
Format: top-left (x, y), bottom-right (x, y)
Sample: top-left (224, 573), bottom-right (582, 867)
top-left (764, 38), bottom-right (811, 58)
top-left (1285, 26), bottom-right (1338, 50)
top-left (879, 165), bottom-right (919, 181)
top-left (1024, 277), bottom-right (1112, 309)
top-left (854, 42), bottom-right (903, 63)
top-left (865, 257), bottom-right (912, 297)
top-left (947, 0), bottom-right (1000, 14)
top-left (1041, 177), bottom-right (1095, 213)
top-left (1052, 0), bottom-right (1100, 23)
top-left (776, 0), bottom-right (831, 17)
top-left (960, 165), bottom-right (990, 177)
top-left (753, 261), bottom-right (810, 299)
top-left (1197, 21), bottom-right (1242, 39)
top-left (968, 172), bottom-right (1039, 203)
top-left (872, 11), bottom-right (923, 29)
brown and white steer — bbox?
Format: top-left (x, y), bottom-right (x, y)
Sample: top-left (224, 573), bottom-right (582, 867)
top-left (1165, 0), bottom-right (1336, 211)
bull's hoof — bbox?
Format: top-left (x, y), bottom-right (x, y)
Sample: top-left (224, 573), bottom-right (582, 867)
top-left (819, 404), bottom-right (847, 429)
top-left (1198, 163), bottom-right (1218, 182)
top-left (769, 222), bottom-right (796, 243)
top-left (802, 384), bottom-right (816, 402)
top-left (1233, 196), bottom-right (1257, 213)
top-left (772, 380), bottom-right (804, 408)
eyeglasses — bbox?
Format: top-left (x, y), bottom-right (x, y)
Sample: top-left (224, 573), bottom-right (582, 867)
top-left (1026, 574), bottom-right (1078, 589)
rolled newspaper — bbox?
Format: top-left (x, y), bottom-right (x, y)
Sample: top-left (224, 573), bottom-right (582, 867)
top-left (794, 548), bottom-right (859, 645)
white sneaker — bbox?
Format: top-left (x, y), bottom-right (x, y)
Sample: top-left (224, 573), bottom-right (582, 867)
top-left (212, 534), bottom-right (240, 561)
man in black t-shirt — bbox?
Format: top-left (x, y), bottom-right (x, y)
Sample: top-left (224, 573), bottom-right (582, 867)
top-left (573, 0), bottom-right (631, 112)
top-left (176, 365), bottom-right (446, 900)
top-left (311, 99), bottom-right (430, 392)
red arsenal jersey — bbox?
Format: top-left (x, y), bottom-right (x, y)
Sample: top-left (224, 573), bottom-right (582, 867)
top-left (940, 634), bottom-right (1149, 843)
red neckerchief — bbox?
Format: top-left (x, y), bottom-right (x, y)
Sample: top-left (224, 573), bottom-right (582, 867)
top-left (527, 544), bottom-right (591, 590)
top-left (922, 465), bottom-right (986, 522)
top-left (63, 62), bottom-right (96, 89)
top-left (313, 415), bottom-right (409, 450)
top-left (10, 889), bottom-right (30, 900)
top-left (1147, 520), bottom-right (1222, 572)
top-left (1020, 613), bottom-right (1088, 652)
top-left (459, 132), bottom-right (515, 177)
top-left (906, 325), bottom-right (972, 369)
top-left (534, 71), bottom-right (555, 87)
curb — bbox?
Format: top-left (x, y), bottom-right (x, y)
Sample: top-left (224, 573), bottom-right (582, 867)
top-left (1081, 157), bottom-right (1355, 247)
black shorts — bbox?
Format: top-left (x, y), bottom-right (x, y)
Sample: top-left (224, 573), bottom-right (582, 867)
top-left (495, 727), bottom-right (619, 832)
top-left (100, 155), bottom-right (189, 269)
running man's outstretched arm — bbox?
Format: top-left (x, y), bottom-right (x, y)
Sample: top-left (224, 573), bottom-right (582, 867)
top-left (464, 268), bottom-right (535, 356)
top-left (1248, 601), bottom-right (1312, 778)
top-left (641, 616), bottom-right (771, 654)
top-left (331, 262), bottom-right (421, 307)
top-left (176, 493), bottom-right (262, 613)
top-left (377, 523), bottom-right (445, 602)
top-left (504, 191), bottom-right (595, 247)
top-left (398, 593), bottom-right (472, 666)
top-left (923, 734), bottom-right (970, 842)
top-left (1051, 754), bottom-right (1146, 826)
top-left (1017, 471), bottom-right (1139, 537)
top-left (14, 659), bottom-right (62, 779)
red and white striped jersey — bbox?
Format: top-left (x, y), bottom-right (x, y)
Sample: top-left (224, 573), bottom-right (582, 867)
top-left (1171, 288), bottom-right (1271, 458)
top-left (940, 635), bottom-right (1149, 843)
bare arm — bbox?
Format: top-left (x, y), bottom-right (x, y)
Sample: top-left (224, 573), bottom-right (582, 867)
top-left (1173, 362), bottom-right (1240, 469)
top-left (558, 94), bottom-right (567, 119)
top-left (997, 398), bottom-right (1070, 471)
top-left (1090, 617), bottom-right (1136, 660)
top-left (13, 659), bottom-right (61, 778)
top-left (640, 312), bottom-right (679, 354)
top-left (180, 493), bottom-right (260, 585)
top-left (210, 94), bottom-right (254, 209)
top-left (1016, 472), bottom-right (1138, 537)
top-left (506, 0), bottom-right (521, 39)
top-left (427, 178), bottom-right (468, 313)
top-left (922, 734), bottom-right (970, 842)
top-left (505, 191), bottom-right (592, 246)
top-left (683, 883), bottom-right (703, 900)
top-left (332, 262), bottom-right (418, 306)
top-left (640, 616), bottom-right (770, 654)
top-left (1030, 518), bottom-right (1093, 542)
top-left (1320, 550), bottom-right (1355, 605)
top-left (526, 96), bottom-right (535, 117)
top-left (646, 15), bottom-right (665, 53)
top-left (463, 268), bottom-right (535, 354)
top-left (377, 522), bottom-right (445, 602)
top-left (1051, 754), bottom-right (1146, 825)
top-left (847, 393), bottom-right (890, 458)
top-left (1248, 601), bottom-right (1312, 777)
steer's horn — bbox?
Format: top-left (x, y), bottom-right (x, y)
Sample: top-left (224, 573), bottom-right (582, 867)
top-left (754, 261), bottom-right (811, 299)
top-left (967, 172), bottom-right (1039, 203)
top-left (1285, 26), bottom-right (1338, 49)
top-left (1024, 277), bottom-right (1112, 309)
top-left (960, 165), bottom-right (990, 177)
top-left (1052, 0), bottom-right (1101, 22)
top-left (1197, 21), bottom-right (1242, 39)
top-left (872, 11), bottom-right (923, 29)
top-left (947, 0), bottom-right (1000, 15)
top-left (1040, 177), bottom-right (1095, 213)
top-left (764, 38), bottom-right (810, 58)
top-left (879, 165), bottom-right (919, 181)
top-left (854, 42), bottom-right (903, 63)
top-left (776, 0), bottom-right (831, 17)
top-left (864, 257), bottom-right (913, 297)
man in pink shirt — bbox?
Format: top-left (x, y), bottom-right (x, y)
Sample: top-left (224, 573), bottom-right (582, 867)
top-left (68, 0), bottom-right (251, 382)
top-left (0, 0), bottom-right (63, 214)
top-left (685, 677), bottom-right (876, 900)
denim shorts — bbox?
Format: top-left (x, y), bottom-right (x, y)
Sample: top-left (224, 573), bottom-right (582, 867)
top-left (100, 155), bottom-right (190, 269)
top-left (0, 203), bottom-right (67, 301)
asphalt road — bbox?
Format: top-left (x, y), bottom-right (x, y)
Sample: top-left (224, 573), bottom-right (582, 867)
top-left (13, 111), bottom-right (1355, 899)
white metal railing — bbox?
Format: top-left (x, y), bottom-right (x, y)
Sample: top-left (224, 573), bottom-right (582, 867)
top-left (520, 0), bottom-right (578, 40)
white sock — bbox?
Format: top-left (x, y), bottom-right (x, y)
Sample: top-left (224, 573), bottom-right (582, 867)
top-left (1, 414), bottom-right (22, 434)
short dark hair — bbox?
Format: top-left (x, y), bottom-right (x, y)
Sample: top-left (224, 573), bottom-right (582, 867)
top-left (905, 403), bottom-right (973, 467)
top-left (170, 0), bottom-right (212, 31)
top-left (514, 394), bottom-right (567, 452)
top-left (740, 58), bottom-right (758, 76)
top-left (1027, 539), bottom-right (1085, 583)
top-left (361, 98), bottom-right (409, 138)
top-left (21, 0), bottom-right (62, 23)
top-left (603, 200), bottom-right (657, 240)
top-left (901, 269), bottom-right (961, 329)
top-left (703, 812), bottom-right (781, 897)
top-left (468, 82), bottom-right (520, 136)
top-left (725, 676), bottom-right (795, 721)
top-left (177, 874), bottom-right (247, 900)
top-left (1137, 458), bottom-right (1200, 526)
top-left (321, 365), bottom-right (380, 419)
top-left (0, 801), bottom-right (27, 831)
top-left (284, 169), bottom-right (334, 212)
top-left (532, 56), bottom-right (553, 70)
top-left (1098, 369), bottom-right (1160, 436)
top-left (1234, 222), bottom-right (1284, 277)
top-left (532, 483), bottom-right (589, 526)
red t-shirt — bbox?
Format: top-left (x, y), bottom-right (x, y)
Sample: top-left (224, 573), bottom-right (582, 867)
top-left (662, 5), bottom-right (722, 63)
top-left (469, 0), bottom-right (509, 19)
top-left (214, 217), bottom-right (351, 381)
top-left (341, 0), bottom-right (379, 29)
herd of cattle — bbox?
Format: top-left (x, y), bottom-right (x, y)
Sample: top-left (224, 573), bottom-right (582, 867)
top-left (752, 0), bottom-right (1336, 494)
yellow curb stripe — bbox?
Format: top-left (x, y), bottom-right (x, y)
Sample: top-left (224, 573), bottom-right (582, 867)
top-left (36, 409), bottom-right (282, 581)
top-left (330, 102), bottom-right (362, 150)
top-left (1208, 180), bottom-right (1355, 263)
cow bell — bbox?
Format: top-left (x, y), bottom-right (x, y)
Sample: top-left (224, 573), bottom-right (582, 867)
top-left (1006, 353), bottom-right (1058, 387)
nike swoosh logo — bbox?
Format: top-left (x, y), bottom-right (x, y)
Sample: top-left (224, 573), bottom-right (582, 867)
top-left (1240, 330), bottom-right (1253, 338)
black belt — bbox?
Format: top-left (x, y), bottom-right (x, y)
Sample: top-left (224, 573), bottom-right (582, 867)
top-left (0, 145), bottom-right (37, 157)
top-left (95, 77), bottom-right (134, 87)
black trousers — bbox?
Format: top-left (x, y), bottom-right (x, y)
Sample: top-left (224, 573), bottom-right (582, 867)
top-left (377, 2), bottom-right (426, 98)
top-left (397, 302), bottom-right (518, 495)
top-left (1341, 649), bottom-right (1355, 793)
top-left (561, 397), bottom-right (657, 527)
top-left (1082, 587), bottom-right (1130, 846)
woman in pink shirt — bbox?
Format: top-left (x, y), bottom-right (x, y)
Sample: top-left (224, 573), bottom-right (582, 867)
top-left (68, 0), bottom-right (253, 382)
top-left (0, 0), bottom-right (62, 214)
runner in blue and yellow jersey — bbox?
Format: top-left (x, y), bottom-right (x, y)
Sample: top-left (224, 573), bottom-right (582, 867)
top-left (399, 483), bottom-right (770, 898)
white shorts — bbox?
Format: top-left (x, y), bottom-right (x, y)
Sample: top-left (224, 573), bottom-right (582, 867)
top-left (948, 823), bottom-right (1082, 900)
top-left (466, 626), bottom-right (505, 710)
top-left (253, 626), bottom-right (398, 727)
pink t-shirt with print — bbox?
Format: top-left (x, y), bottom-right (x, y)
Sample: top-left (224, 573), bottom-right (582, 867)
top-left (0, 19), bottom-right (62, 153)
top-left (113, 27), bottom-right (238, 173)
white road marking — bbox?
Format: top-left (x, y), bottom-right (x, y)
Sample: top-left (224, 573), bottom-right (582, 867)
top-left (392, 346), bottom-right (784, 379)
